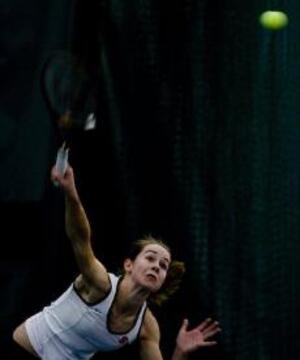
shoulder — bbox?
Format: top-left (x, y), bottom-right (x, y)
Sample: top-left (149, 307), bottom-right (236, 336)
top-left (139, 309), bottom-right (164, 360)
top-left (74, 270), bottom-right (112, 303)
top-left (140, 308), bottom-right (160, 342)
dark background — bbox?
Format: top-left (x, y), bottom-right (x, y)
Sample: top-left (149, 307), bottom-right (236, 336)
top-left (1, 0), bottom-right (300, 359)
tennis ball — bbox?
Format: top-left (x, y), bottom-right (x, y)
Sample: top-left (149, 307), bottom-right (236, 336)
top-left (259, 11), bottom-right (288, 30)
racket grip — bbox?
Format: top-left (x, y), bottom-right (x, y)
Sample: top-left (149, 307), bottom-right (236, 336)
top-left (53, 144), bottom-right (69, 186)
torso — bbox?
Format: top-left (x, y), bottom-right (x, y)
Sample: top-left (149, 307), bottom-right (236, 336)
top-left (108, 306), bottom-right (141, 333)
top-left (20, 273), bottom-right (148, 358)
top-left (74, 273), bottom-right (146, 334)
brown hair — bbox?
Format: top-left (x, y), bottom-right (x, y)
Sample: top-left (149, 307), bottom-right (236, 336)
top-left (128, 235), bottom-right (186, 306)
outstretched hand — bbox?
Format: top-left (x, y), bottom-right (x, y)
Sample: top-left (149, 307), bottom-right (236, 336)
top-left (175, 318), bottom-right (221, 355)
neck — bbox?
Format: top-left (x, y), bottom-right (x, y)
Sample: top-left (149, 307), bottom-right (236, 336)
top-left (115, 275), bottom-right (149, 314)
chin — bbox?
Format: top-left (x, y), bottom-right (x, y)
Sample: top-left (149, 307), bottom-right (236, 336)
top-left (141, 281), bottom-right (160, 293)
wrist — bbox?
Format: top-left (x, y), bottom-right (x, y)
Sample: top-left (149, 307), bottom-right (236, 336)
top-left (172, 346), bottom-right (188, 360)
top-left (65, 191), bottom-right (80, 204)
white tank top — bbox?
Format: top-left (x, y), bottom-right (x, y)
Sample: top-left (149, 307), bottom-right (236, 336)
top-left (42, 273), bottom-right (147, 358)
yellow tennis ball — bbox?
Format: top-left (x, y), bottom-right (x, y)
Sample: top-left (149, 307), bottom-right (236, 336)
top-left (259, 11), bottom-right (288, 30)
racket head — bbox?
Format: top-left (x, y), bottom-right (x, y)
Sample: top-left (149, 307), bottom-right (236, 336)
top-left (40, 51), bottom-right (97, 133)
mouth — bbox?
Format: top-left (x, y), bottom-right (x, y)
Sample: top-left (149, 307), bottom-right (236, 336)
top-left (146, 274), bottom-right (157, 281)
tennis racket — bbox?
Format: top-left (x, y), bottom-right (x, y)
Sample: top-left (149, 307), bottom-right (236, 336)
top-left (40, 51), bottom-right (97, 179)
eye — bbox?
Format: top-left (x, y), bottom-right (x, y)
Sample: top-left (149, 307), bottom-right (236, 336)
top-left (160, 261), bottom-right (168, 270)
top-left (146, 255), bottom-right (155, 262)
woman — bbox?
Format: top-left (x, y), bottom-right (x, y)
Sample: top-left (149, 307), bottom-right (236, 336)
top-left (13, 164), bottom-right (221, 359)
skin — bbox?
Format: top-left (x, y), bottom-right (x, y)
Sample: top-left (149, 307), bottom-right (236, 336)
top-left (13, 165), bottom-right (221, 359)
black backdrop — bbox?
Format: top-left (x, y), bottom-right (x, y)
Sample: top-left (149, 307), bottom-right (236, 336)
top-left (1, 1), bottom-right (300, 359)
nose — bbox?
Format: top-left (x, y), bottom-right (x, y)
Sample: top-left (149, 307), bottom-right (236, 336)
top-left (152, 263), bottom-right (160, 273)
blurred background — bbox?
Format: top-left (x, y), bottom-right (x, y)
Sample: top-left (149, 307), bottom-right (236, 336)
top-left (1, 0), bottom-right (300, 359)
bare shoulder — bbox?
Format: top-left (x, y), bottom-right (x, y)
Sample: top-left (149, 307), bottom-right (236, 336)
top-left (140, 308), bottom-right (161, 342)
top-left (84, 256), bottom-right (111, 290)
top-left (13, 322), bottom-right (39, 356)
top-left (74, 260), bottom-right (111, 302)
top-left (139, 309), bottom-right (164, 360)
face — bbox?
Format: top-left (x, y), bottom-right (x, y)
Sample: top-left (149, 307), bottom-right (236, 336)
top-left (125, 244), bottom-right (171, 292)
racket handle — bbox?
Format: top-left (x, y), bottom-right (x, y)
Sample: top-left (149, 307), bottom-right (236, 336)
top-left (53, 144), bottom-right (69, 186)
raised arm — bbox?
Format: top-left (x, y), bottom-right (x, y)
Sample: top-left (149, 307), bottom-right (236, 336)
top-left (51, 164), bottom-right (110, 293)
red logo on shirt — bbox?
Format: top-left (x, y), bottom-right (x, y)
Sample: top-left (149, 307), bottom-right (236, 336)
top-left (119, 336), bottom-right (129, 345)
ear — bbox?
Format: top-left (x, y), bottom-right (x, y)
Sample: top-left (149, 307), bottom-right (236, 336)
top-left (123, 258), bottom-right (133, 273)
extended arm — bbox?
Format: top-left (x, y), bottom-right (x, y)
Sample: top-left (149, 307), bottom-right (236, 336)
top-left (139, 310), bottom-right (164, 360)
top-left (51, 165), bottom-right (110, 292)
top-left (139, 310), bottom-right (220, 360)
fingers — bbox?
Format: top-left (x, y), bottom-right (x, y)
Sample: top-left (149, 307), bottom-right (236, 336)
top-left (181, 318), bottom-right (189, 330)
top-left (197, 318), bottom-right (213, 332)
top-left (51, 167), bottom-right (60, 182)
top-left (197, 318), bottom-right (221, 339)
top-left (203, 327), bottom-right (221, 340)
top-left (51, 165), bottom-right (73, 189)
top-left (200, 341), bottom-right (217, 347)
